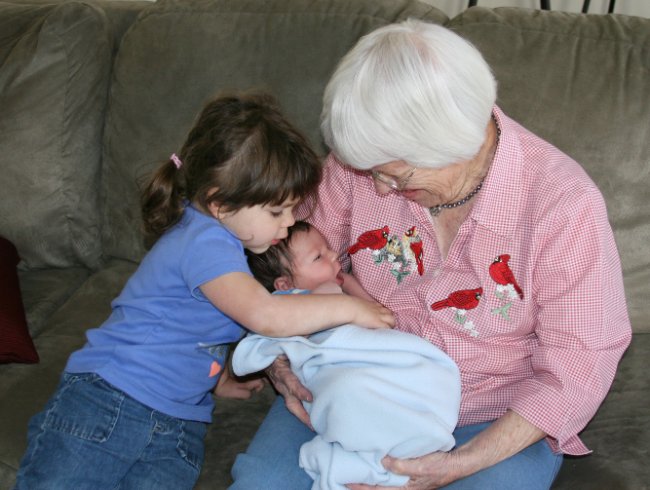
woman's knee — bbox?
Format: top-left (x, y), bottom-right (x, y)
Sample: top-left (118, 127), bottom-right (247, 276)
top-left (229, 397), bottom-right (314, 489)
top-left (442, 439), bottom-right (562, 490)
top-left (230, 451), bottom-right (312, 490)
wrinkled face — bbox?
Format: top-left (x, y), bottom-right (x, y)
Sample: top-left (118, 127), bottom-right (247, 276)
top-left (288, 227), bottom-right (342, 290)
top-left (211, 198), bottom-right (298, 254)
top-left (370, 160), bottom-right (468, 209)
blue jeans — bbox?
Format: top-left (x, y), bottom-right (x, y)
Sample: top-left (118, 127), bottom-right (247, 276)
top-left (230, 396), bottom-right (563, 489)
top-left (15, 372), bottom-right (207, 490)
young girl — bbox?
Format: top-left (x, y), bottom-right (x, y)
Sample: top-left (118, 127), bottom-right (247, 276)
top-left (15, 93), bottom-right (393, 490)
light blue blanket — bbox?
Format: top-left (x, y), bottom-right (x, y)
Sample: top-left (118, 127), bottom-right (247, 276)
top-left (232, 325), bottom-right (461, 490)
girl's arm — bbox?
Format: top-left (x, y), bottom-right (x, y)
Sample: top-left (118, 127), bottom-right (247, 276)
top-left (200, 272), bottom-right (394, 337)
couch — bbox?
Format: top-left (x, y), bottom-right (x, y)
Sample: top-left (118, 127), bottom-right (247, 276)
top-left (0, 0), bottom-right (648, 488)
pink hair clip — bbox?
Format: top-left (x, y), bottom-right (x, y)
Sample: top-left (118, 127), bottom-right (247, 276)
top-left (170, 153), bottom-right (183, 169)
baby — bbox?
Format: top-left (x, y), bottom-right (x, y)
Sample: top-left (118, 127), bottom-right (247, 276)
top-left (233, 222), bottom-right (461, 490)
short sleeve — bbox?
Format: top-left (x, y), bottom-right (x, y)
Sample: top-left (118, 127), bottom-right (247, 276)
top-left (180, 222), bottom-right (251, 301)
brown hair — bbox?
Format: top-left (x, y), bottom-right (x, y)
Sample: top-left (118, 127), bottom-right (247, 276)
top-left (246, 221), bottom-right (312, 292)
top-left (141, 92), bottom-right (322, 239)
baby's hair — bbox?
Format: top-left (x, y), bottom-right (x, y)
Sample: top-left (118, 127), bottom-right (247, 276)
top-left (246, 221), bottom-right (312, 292)
top-left (141, 92), bottom-right (322, 239)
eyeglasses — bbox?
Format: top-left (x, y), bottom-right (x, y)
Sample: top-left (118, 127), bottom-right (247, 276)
top-left (371, 167), bottom-right (416, 191)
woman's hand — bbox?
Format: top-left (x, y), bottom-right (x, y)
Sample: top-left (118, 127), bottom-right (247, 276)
top-left (345, 452), bottom-right (458, 490)
top-left (266, 355), bottom-right (314, 429)
top-left (214, 363), bottom-right (265, 400)
top-left (347, 410), bottom-right (547, 489)
top-left (346, 451), bottom-right (462, 490)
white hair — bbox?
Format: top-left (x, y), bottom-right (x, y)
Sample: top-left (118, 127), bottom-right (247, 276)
top-left (321, 19), bottom-right (497, 170)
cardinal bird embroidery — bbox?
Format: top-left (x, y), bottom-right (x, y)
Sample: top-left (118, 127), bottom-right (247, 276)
top-left (403, 226), bottom-right (424, 275)
top-left (348, 226), bottom-right (389, 255)
top-left (431, 287), bottom-right (483, 312)
top-left (489, 254), bottom-right (524, 300)
top-left (349, 225), bottom-right (424, 284)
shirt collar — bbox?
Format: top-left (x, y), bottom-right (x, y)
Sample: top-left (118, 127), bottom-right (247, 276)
top-left (470, 106), bottom-right (524, 237)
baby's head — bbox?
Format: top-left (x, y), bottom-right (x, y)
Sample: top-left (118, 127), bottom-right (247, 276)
top-left (247, 221), bottom-right (342, 293)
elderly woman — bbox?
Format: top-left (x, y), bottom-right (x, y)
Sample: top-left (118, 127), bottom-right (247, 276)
top-left (229, 20), bottom-right (631, 490)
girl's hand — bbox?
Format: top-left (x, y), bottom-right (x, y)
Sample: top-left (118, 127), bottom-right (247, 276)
top-left (351, 297), bottom-right (395, 329)
top-left (266, 355), bottom-right (314, 430)
top-left (214, 363), bottom-right (265, 400)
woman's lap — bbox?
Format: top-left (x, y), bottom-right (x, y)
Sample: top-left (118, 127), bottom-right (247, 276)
top-left (229, 396), bottom-right (563, 490)
top-left (442, 422), bottom-right (563, 489)
top-left (229, 396), bottom-right (314, 489)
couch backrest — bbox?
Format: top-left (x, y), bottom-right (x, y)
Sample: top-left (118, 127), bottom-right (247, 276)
top-left (2, 0), bottom-right (647, 332)
top-left (99, 0), bottom-right (448, 263)
top-left (0, 1), bottom-right (113, 270)
top-left (0, 0), bottom-right (147, 270)
top-left (450, 7), bottom-right (650, 332)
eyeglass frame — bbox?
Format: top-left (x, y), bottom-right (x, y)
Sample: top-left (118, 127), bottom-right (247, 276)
top-left (370, 166), bottom-right (417, 191)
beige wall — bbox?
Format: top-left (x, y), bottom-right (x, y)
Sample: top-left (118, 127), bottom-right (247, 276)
top-left (422, 0), bottom-right (650, 18)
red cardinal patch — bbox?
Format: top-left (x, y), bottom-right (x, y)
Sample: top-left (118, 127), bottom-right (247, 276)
top-left (349, 226), bottom-right (425, 283)
top-left (405, 226), bottom-right (424, 275)
top-left (489, 254), bottom-right (523, 299)
top-left (489, 254), bottom-right (523, 321)
top-left (348, 226), bottom-right (389, 254)
top-left (431, 287), bottom-right (483, 311)
top-left (431, 287), bottom-right (483, 337)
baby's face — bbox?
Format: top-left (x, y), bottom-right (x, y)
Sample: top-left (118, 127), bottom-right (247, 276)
top-left (289, 228), bottom-right (343, 291)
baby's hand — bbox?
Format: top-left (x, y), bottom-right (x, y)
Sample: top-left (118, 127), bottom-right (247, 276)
top-left (339, 272), bottom-right (375, 301)
top-left (351, 298), bottom-right (394, 329)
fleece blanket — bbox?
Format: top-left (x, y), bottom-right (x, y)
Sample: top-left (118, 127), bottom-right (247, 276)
top-left (232, 325), bottom-right (461, 490)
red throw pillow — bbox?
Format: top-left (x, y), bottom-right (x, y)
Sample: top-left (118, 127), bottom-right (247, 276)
top-left (0, 236), bottom-right (39, 363)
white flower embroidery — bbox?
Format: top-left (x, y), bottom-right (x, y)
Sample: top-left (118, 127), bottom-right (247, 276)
top-left (496, 283), bottom-right (519, 300)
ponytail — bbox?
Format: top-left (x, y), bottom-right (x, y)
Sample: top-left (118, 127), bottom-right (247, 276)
top-left (141, 155), bottom-right (186, 239)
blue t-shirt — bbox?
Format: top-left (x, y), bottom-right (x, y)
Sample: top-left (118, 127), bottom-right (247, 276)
top-left (66, 205), bottom-right (249, 422)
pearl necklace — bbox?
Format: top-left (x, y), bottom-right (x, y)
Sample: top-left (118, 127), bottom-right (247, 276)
top-left (429, 116), bottom-right (500, 218)
top-left (429, 178), bottom-right (484, 217)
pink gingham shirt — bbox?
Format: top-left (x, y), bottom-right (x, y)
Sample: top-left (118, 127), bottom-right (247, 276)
top-left (303, 107), bottom-right (631, 455)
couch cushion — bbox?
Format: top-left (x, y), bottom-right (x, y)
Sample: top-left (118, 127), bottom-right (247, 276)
top-left (100, 0), bottom-right (448, 263)
top-left (18, 267), bottom-right (90, 338)
top-left (0, 236), bottom-right (38, 364)
top-left (0, 259), bottom-right (135, 479)
top-left (450, 8), bottom-right (650, 332)
top-left (196, 384), bottom-right (276, 489)
top-left (0, 1), bottom-right (113, 270)
top-left (553, 333), bottom-right (650, 489)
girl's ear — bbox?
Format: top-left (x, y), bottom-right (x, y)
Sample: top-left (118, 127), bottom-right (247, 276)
top-left (207, 200), bottom-right (223, 220)
top-left (273, 276), bottom-right (294, 292)
top-left (206, 188), bottom-right (225, 219)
